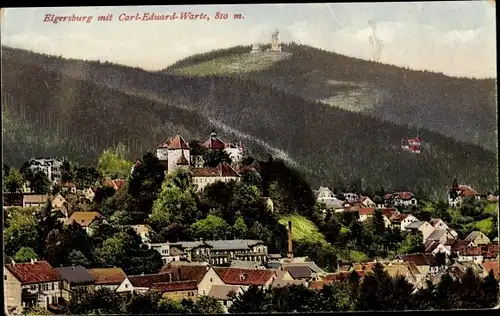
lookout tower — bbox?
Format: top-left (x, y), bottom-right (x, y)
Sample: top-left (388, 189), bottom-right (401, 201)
top-left (270, 29), bottom-right (281, 52)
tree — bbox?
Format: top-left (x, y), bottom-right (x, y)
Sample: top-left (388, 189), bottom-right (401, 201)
top-left (94, 231), bottom-right (136, 268)
top-left (75, 166), bottom-right (101, 188)
top-left (68, 287), bottom-right (126, 314)
top-left (151, 180), bottom-right (199, 228)
top-left (232, 216), bottom-right (248, 239)
top-left (480, 270), bottom-right (499, 308)
top-left (68, 249), bottom-right (92, 267)
top-left (228, 285), bottom-right (273, 313)
top-left (4, 167), bottom-right (24, 193)
top-left (31, 171), bottom-right (50, 194)
top-left (60, 160), bottom-right (74, 183)
top-left (14, 247), bottom-right (38, 263)
top-left (4, 210), bottom-right (39, 257)
top-left (128, 152), bottom-right (165, 214)
top-left (190, 215), bottom-right (232, 240)
top-left (195, 296), bottom-right (225, 314)
top-left (125, 292), bottom-right (161, 314)
top-left (203, 150), bottom-right (232, 168)
top-left (97, 143), bottom-right (133, 179)
top-left (356, 262), bottom-right (394, 311)
top-left (398, 232), bottom-right (424, 254)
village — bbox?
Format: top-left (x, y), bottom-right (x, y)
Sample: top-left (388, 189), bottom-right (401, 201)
top-left (3, 131), bottom-right (500, 314)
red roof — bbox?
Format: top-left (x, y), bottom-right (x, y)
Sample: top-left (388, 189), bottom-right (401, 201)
top-left (128, 273), bottom-right (172, 288)
top-left (87, 268), bottom-right (126, 285)
top-left (391, 214), bottom-right (410, 223)
top-left (160, 265), bottom-right (209, 284)
top-left (157, 134), bottom-right (189, 150)
top-left (483, 261), bottom-right (499, 279)
top-left (5, 261), bottom-right (60, 284)
top-left (458, 246), bottom-right (482, 256)
top-left (379, 208), bottom-right (399, 219)
top-left (359, 208), bottom-right (376, 216)
top-left (309, 280), bottom-right (325, 290)
top-left (457, 185), bottom-right (480, 198)
top-left (149, 280), bottom-right (198, 292)
top-left (393, 192), bottom-right (415, 200)
top-left (384, 194), bottom-right (393, 200)
top-left (399, 253), bottom-right (436, 266)
top-left (191, 162), bottom-right (240, 178)
top-left (202, 133), bottom-right (226, 150)
top-left (214, 268), bottom-right (275, 286)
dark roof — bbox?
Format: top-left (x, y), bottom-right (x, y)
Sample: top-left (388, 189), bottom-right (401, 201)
top-left (214, 268), bottom-right (276, 286)
top-left (128, 273), bottom-right (172, 288)
top-left (3, 193), bottom-right (23, 207)
top-left (207, 284), bottom-right (242, 300)
top-left (149, 280), bottom-right (198, 292)
top-left (266, 262), bottom-right (282, 270)
top-left (87, 268), bottom-right (127, 285)
top-left (176, 152), bottom-right (190, 165)
top-left (399, 253), bottom-right (437, 266)
top-left (202, 133), bottom-right (226, 150)
top-left (55, 266), bottom-right (96, 284)
top-left (426, 229), bottom-right (448, 241)
top-left (5, 261), bottom-right (60, 284)
top-left (160, 264), bottom-right (208, 284)
top-left (283, 265), bottom-right (313, 279)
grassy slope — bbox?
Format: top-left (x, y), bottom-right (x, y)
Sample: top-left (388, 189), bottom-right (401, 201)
top-left (278, 214), bottom-right (327, 245)
top-left (166, 43), bottom-right (498, 152)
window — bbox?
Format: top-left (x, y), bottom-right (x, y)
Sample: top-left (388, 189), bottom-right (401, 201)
top-left (210, 278), bottom-right (213, 282)
top-left (51, 283), bottom-right (54, 290)
top-left (4, 275), bottom-right (6, 280)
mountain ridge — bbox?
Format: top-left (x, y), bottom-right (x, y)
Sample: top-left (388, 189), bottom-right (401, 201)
top-left (1, 45), bottom-right (497, 198)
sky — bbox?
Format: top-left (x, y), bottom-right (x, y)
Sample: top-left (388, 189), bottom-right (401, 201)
top-left (1, 2), bottom-right (497, 78)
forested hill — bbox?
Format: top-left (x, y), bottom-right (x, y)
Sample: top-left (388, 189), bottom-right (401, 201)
top-left (164, 43), bottom-right (498, 152)
top-left (1, 46), bottom-right (498, 197)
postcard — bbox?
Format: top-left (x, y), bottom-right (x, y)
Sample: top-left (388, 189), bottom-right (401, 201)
top-left (1, 2), bottom-right (498, 314)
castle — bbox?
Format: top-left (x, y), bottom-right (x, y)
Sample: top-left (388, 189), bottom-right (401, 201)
top-left (401, 136), bottom-right (423, 154)
top-left (155, 132), bottom-right (244, 191)
top-left (251, 29), bottom-right (282, 53)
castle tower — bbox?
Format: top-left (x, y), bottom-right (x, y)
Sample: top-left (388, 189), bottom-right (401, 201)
top-left (271, 29), bottom-right (281, 52)
top-left (162, 134), bottom-right (191, 174)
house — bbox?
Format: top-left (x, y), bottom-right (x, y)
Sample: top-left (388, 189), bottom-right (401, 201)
top-left (129, 224), bottom-right (153, 244)
top-left (425, 241), bottom-right (452, 256)
top-left (54, 181), bottom-right (77, 194)
top-left (360, 196), bottom-right (376, 208)
top-left (3, 193), bottom-right (24, 210)
top-left (427, 218), bottom-right (458, 238)
top-left (343, 193), bottom-right (360, 204)
top-left (391, 214), bottom-right (419, 231)
top-left (384, 262), bottom-right (419, 284)
top-left (397, 253), bottom-right (439, 275)
top-left (160, 263), bottom-right (221, 297)
top-left (464, 231), bottom-right (491, 246)
top-left (207, 284), bottom-right (243, 313)
top-left (87, 267), bottom-right (126, 291)
top-left (426, 229), bottom-right (456, 245)
top-left (213, 267), bottom-right (276, 290)
top-left (116, 273), bottom-right (173, 295)
top-left (68, 211), bottom-right (104, 235)
top-left (4, 260), bottom-right (62, 314)
top-left (281, 261), bottom-right (327, 278)
top-left (385, 192), bottom-right (418, 207)
top-left (319, 197), bottom-right (350, 212)
top-left (148, 243), bottom-right (187, 264)
top-left (28, 158), bottom-right (63, 182)
top-left (156, 134), bottom-right (191, 174)
top-left (358, 208), bottom-right (394, 227)
top-left (23, 194), bottom-right (50, 208)
top-left (201, 132), bottom-right (244, 166)
top-left (315, 186), bottom-right (335, 201)
top-left (448, 181), bottom-right (484, 207)
top-left (81, 187), bottom-right (96, 202)
top-left (191, 162), bottom-right (241, 192)
top-left (149, 280), bottom-right (198, 301)
top-left (153, 239), bottom-right (268, 265)
top-left (51, 194), bottom-right (68, 217)
top-left (55, 265), bottom-right (96, 301)
top-left (457, 246), bottom-right (484, 264)
top-left (282, 265), bottom-right (315, 281)
top-left (405, 221), bottom-right (436, 241)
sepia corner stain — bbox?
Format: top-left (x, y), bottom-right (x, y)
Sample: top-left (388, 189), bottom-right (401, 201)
top-left (487, 0), bottom-right (495, 7)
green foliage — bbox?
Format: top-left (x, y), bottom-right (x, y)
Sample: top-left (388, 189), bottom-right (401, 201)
top-left (31, 171), bottom-right (50, 194)
top-left (14, 247), bottom-right (38, 263)
top-left (151, 183), bottom-right (199, 227)
top-left (203, 149), bottom-right (232, 167)
top-left (61, 160), bottom-right (74, 183)
top-left (4, 210), bottom-right (39, 256)
top-left (4, 167), bottom-right (24, 193)
top-left (98, 144), bottom-right (133, 179)
top-left (190, 214), bottom-right (232, 240)
top-left (232, 216), bottom-right (248, 239)
top-left (278, 214), bottom-right (326, 245)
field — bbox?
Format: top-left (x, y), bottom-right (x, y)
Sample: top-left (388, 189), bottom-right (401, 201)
top-left (278, 214), bottom-right (327, 245)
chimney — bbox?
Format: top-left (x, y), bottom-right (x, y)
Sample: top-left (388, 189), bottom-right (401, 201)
top-left (30, 258), bottom-right (34, 264)
top-left (11, 260), bottom-right (15, 266)
top-left (287, 221), bottom-right (294, 260)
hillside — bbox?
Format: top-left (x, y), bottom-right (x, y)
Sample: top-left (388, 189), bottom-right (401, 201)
top-left (165, 43), bottom-right (498, 152)
top-left (1, 46), bottom-right (498, 198)
top-left (278, 214), bottom-right (327, 245)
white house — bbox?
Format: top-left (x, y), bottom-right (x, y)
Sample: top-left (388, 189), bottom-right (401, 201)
top-left (191, 162), bottom-right (241, 192)
top-left (87, 268), bottom-right (126, 292)
top-left (147, 242), bottom-right (188, 264)
top-left (28, 158), bottom-right (63, 182)
top-left (391, 214), bottom-right (419, 231)
top-left (315, 187), bottom-right (335, 201)
top-left (207, 285), bottom-right (243, 313)
top-left (385, 192), bottom-right (418, 207)
top-left (197, 267), bottom-right (226, 296)
top-left (4, 260), bottom-right (62, 314)
top-left (406, 221), bottom-right (436, 242)
top-left (457, 247), bottom-right (484, 264)
top-left (116, 273), bottom-right (173, 295)
top-left (448, 182), bottom-right (484, 207)
top-left (360, 196), bottom-right (376, 208)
